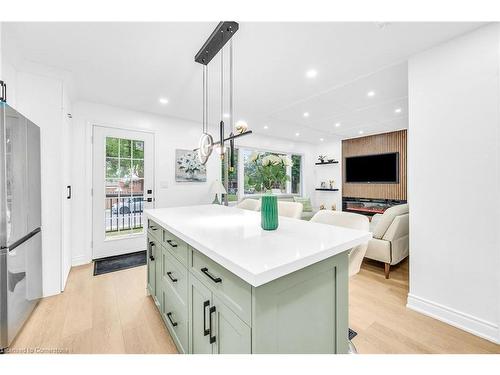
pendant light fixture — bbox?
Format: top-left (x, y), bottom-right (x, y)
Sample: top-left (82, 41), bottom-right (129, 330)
top-left (194, 21), bottom-right (252, 171)
top-left (197, 65), bottom-right (213, 165)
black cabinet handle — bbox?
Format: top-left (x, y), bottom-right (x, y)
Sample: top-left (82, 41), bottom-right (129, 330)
top-left (67, 185), bottom-right (71, 199)
top-left (203, 300), bottom-right (210, 336)
top-left (209, 306), bottom-right (216, 344)
top-left (166, 271), bottom-right (178, 283)
top-left (149, 225), bottom-right (158, 231)
top-left (149, 241), bottom-right (155, 261)
top-left (166, 312), bottom-right (178, 327)
top-left (166, 239), bottom-right (178, 248)
top-left (200, 267), bottom-right (222, 283)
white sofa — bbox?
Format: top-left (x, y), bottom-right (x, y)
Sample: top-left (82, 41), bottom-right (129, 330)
top-left (365, 203), bottom-right (409, 279)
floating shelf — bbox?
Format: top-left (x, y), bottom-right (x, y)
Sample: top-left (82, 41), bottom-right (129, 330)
top-left (315, 161), bottom-right (339, 165)
top-left (315, 188), bottom-right (339, 192)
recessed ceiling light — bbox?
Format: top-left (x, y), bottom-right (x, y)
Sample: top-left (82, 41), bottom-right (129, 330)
top-left (303, 112), bottom-right (310, 118)
top-left (159, 97), bottom-right (169, 105)
top-left (367, 91), bottom-right (375, 97)
top-left (306, 69), bottom-right (318, 78)
top-left (394, 108), bottom-right (402, 114)
top-left (223, 113), bottom-right (230, 118)
top-left (295, 132), bottom-right (300, 137)
top-left (335, 122), bottom-right (341, 127)
top-left (263, 125), bottom-right (269, 130)
top-left (320, 138), bottom-right (324, 142)
top-left (359, 130), bottom-right (364, 135)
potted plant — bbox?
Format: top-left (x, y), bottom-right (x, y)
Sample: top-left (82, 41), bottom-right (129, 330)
top-left (248, 152), bottom-right (292, 230)
top-left (248, 152), bottom-right (292, 193)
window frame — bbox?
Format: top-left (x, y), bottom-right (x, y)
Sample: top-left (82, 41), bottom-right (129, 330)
top-left (236, 146), bottom-right (304, 200)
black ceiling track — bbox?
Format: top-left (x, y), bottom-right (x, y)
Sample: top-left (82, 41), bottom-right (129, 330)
top-left (195, 21), bottom-right (239, 65)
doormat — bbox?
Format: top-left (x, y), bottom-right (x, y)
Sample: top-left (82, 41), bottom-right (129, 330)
top-left (93, 250), bottom-right (147, 276)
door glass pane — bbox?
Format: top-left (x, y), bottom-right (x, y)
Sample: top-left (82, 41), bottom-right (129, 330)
top-left (133, 140), bottom-right (144, 159)
top-left (132, 159), bottom-right (144, 178)
top-left (119, 159), bottom-right (132, 179)
top-left (106, 137), bottom-right (119, 157)
top-left (120, 139), bottom-right (131, 158)
top-left (106, 158), bottom-right (119, 178)
top-left (105, 136), bottom-right (145, 238)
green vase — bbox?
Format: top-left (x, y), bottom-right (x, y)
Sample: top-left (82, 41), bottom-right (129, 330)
top-left (261, 194), bottom-right (278, 230)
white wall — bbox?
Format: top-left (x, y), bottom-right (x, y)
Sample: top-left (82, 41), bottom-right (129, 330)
top-left (71, 101), bottom-right (320, 265)
top-left (71, 101), bottom-right (222, 265)
top-left (407, 24), bottom-right (500, 343)
top-left (0, 23), bottom-right (2, 79)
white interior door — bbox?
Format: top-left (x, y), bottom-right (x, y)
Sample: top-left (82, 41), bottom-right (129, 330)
top-left (92, 125), bottom-right (154, 259)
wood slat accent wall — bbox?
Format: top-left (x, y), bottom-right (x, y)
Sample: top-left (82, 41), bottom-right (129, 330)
top-left (342, 129), bottom-right (407, 200)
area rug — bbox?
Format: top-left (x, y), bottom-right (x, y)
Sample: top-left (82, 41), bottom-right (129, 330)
top-left (93, 250), bottom-right (147, 276)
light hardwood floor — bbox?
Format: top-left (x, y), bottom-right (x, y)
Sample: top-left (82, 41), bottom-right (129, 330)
top-left (9, 259), bottom-right (500, 354)
top-left (10, 264), bottom-right (178, 354)
top-left (350, 259), bottom-right (500, 354)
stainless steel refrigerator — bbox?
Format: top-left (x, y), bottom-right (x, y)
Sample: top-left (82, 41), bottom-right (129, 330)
top-left (0, 103), bottom-right (42, 352)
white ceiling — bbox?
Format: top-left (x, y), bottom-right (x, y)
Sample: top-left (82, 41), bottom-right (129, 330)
top-left (3, 22), bottom-right (484, 143)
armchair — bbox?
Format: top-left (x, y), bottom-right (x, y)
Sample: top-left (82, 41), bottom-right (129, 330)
top-left (365, 203), bottom-right (409, 278)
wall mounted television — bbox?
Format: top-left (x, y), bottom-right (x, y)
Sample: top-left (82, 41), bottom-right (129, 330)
top-left (345, 152), bottom-right (399, 183)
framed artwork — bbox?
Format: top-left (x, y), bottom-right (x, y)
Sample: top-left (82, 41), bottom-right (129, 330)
top-left (175, 149), bottom-right (207, 182)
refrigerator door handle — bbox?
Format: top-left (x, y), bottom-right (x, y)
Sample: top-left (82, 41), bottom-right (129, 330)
top-left (7, 227), bottom-right (41, 253)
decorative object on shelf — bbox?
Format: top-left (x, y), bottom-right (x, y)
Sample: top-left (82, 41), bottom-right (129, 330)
top-left (318, 154), bottom-right (327, 163)
top-left (261, 194), bottom-right (279, 230)
top-left (319, 204), bottom-right (326, 210)
top-left (210, 179), bottom-right (227, 204)
top-left (315, 160), bottom-right (339, 165)
top-left (329, 180), bottom-right (335, 189)
top-left (331, 204), bottom-right (337, 211)
top-left (175, 149), bottom-right (207, 182)
top-left (320, 181), bottom-right (327, 188)
top-left (248, 152), bottom-right (292, 193)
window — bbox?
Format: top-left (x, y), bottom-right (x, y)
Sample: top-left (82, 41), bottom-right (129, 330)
top-left (291, 154), bottom-right (301, 194)
top-left (221, 148), bottom-right (239, 202)
top-left (222, 148), bottom-right (302, 198)
top-left (105, 137), bottom-right (145, 236)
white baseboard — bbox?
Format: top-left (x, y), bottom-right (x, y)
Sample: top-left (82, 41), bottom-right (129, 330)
top-left (72, 255), bottom-right (91, 267)
top-left (407, 293), bottom-right (499, 344)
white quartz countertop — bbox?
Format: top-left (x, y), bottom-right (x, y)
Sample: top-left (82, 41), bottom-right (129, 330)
top-left (145, 205), bottom-right (372, 287)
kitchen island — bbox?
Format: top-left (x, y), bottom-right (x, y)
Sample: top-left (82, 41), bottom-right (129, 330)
top-left (145, 204), bottom-right (371, 354)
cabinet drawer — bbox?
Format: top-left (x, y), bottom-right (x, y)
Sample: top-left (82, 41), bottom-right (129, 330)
top-left (147, 219), bottom-right (162, 241)
top-left (163, 229), bottom-right (189, 266)
top-left (191, 250), bottom-right (251, 325)
top-left (162, 281), bottom-right (189, 354)
top-left (162, 246), bottom-right (188, 306)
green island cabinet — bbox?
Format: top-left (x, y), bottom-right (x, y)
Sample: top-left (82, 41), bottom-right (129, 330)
top-left (147, 218), bottom-right (349, 354)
